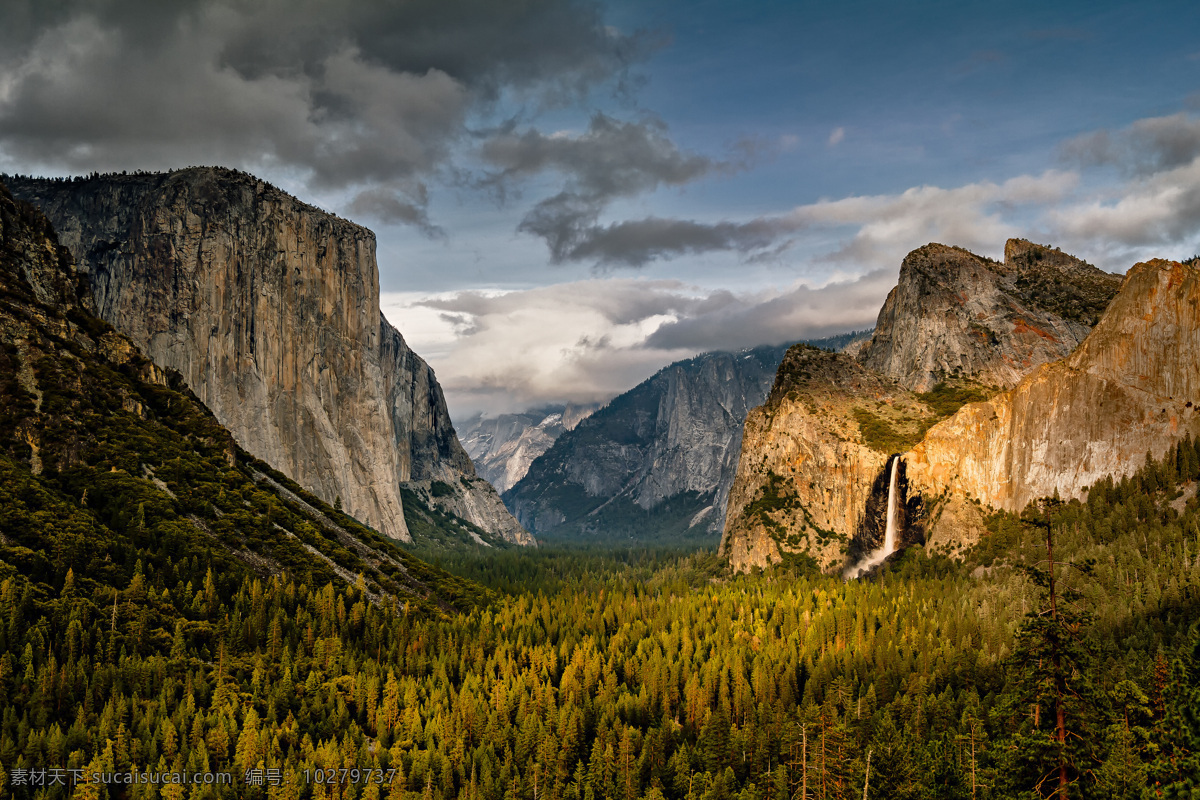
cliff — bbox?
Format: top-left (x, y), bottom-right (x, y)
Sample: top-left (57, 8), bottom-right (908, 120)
top-left (459, 403), bottom-right (597, 493)
top-left (723, 239), bottom-right (1136, 574)
top-left (504, 344), bottom-right (790, 541)
top-left (0, 179), bottom-right (483, 610)
top-left (859, 240), bottom-right (1121, 391)
top-left (907, 258), bottom-right (1200, 513)
top-left (718, 346), bottom-right (930, 572)
top-left (6, 169), bottom-right (530, 545)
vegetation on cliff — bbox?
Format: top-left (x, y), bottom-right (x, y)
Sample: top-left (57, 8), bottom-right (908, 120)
top-left (849, 380), bottom-right (995, 454)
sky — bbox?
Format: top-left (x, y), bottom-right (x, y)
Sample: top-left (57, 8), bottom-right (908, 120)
top-left (2, 0), bottom-right (1200, 418)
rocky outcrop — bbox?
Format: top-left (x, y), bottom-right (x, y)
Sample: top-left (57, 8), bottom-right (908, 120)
top-left (907, 258), bottom-right (1200, 512)
top-left (859, 240), bottom-right (1121, 391)
top-left (6, 168), bottom-right (529, 544)
top-left (378, 320), bottom-right (534, 545)
top-left (459, 404), bottom-right (597, 493)
top-left (505, 344), bottom-right (790, 539)
top-left (0, 187), bottom-right (88, 312)
top-left (719, 346), bottom-right (931, 572)
top-left (722, 240), bottom-right (1141, 573)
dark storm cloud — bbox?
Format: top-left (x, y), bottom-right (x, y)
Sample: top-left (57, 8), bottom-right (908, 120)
top-left (348, 187), bottom-right (443, 237)
top-left (642, 270), bottom-right (894, 351)
top-left (537, 214), bottom-right (800, 267)
top-left (525, 170), bottom-right (1083, 269)
top-left (477, 113), bottom-right (761, 265)
top-left (481, 114), bottom-right (715, 197)
top-left (0, 0), bottom-right (650, 227)
top-left (0, 0), bottom-right (646, 101)
top-left (1060, 113), bottom-right (1200, 176)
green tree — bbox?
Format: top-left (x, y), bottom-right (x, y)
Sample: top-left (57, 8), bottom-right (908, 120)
top-left (999, 499), bottom-right (1104, 800)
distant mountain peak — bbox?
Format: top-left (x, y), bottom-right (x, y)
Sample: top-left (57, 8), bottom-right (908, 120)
top-left (501, 339), bottom-right (864, 544)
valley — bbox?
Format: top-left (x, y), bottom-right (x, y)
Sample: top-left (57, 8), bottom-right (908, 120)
top-left (0, 170), bottom-right (1198, 800)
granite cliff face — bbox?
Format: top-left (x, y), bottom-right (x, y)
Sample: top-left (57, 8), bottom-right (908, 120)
top-left (859, 240), bottom-right (1121, 391)
top-left (504, 345), bottom-right (791, 540)
top-left (459, 404), bottom-right (597, 493)
top-left (6, 169), bottom-right (529, 545)
top-left (723, 240), bottom-right (1138, 574)
top-left (719, 346), bottom-right (930, 572)
top-left (0, 179), bottom-right (476, 608)
top-left (907, 258), bottom-right (1200, 513)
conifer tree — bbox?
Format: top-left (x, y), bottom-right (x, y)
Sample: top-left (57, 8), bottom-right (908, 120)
top-left (999, 498), bottom-right (1104, 799)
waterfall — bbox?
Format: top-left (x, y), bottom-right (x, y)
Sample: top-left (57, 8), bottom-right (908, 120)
top-left (846, 455), bottom-right (901, 579)
top-left (883, 455), bottom-right (899, 555)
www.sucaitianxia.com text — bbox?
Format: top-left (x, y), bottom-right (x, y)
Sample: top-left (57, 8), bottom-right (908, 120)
top-left (6, 767), bottom-right (401, 789)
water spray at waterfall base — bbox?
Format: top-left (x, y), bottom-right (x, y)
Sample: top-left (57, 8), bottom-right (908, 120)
top-left (846, 455), bottom-right (901, 579)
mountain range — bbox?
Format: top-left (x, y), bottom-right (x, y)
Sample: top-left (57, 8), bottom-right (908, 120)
top-left (499, 333), bottom-right (868, 543)
top-left (458, 403), bottom-right (599, 494)
top-left (8, 167), bottom-right (1196, 580)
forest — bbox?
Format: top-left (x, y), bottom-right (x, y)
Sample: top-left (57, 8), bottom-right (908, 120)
top-left (1, 434), bottom-right (1198, 799)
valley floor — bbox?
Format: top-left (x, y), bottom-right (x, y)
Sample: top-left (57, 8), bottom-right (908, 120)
top-left (3, 445), bottom-right (1200, 799)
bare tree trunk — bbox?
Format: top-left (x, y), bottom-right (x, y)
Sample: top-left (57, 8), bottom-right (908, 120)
top-left (820, 725), bottom-right (827, 800)
top-left (801, 724), bottom-right (808, 800)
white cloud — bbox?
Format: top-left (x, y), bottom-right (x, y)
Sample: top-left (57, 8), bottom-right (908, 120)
top-left (384, 271), bottom-right (890, 419)
top-left (384, 281), bottom-right (695, 417)
top-left (828, 126), bottom-right (845, 146)
top-left (786, 170), bottom-right (1081, 268)
top-left (1047, 158), bottom-right (1200, 256)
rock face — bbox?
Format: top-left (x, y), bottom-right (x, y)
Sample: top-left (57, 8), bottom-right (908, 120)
top-left (459, 403), bottom-right (597, 493)
top-left (504, 344), bottom-right (791, 539)
top-left (0, 179), bottom-right (477, 608)
top-left (0, 183), bottom-right (88, 313)
top-left (907, 258), bottom-right (1200, 512)
top-left (722, 239), bottom-right (1138, 574)
top-left (859, 240), bottom-right (1121, 391)
top-left (6, 169), bottom-right (529, 545)
top-left (844, 456), bottom-right (926, 570)
top-left (719, 346), bottom-right (930, 572)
